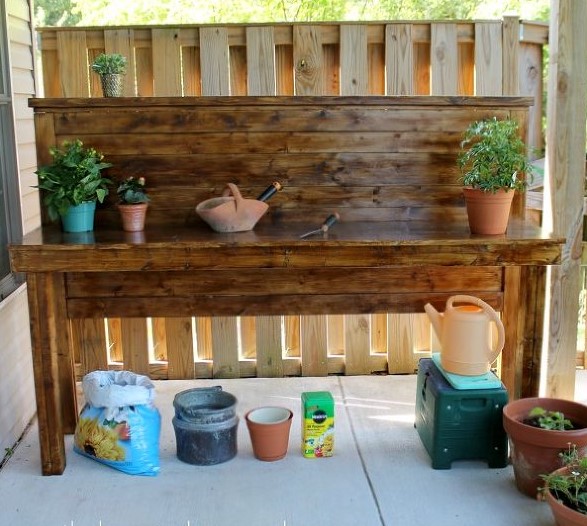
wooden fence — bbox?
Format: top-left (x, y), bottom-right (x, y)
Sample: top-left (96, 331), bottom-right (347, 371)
top-left (36, 19), bottom-right (551, 380)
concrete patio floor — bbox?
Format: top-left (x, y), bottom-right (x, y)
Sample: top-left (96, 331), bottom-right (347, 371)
top-left (2, 370), bottom-right (586, 526)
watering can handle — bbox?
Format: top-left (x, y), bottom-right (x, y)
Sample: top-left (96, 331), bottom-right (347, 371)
top-left (446, 295), bottom-right (505, 364)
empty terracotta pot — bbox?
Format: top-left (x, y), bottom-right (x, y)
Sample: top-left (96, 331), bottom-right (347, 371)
top-left (245, 406), bottom-right (293, 461)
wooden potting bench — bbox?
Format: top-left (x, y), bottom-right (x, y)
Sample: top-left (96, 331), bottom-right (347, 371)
top-left (10, 96), bottom-right (562, 474)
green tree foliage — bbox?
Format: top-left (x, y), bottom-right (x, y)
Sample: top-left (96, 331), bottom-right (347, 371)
top-left (35, 0), bottom-right (81, 27)
top-left (34, 0), bottom-right (550, 26)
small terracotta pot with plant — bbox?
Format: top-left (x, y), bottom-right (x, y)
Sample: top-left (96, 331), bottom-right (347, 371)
top-left (540, 444), bottom-right (587, 526)
top-left (458, 117), bottom-right (535, 235)
top-left (117, 176), bottom-right (150, 232)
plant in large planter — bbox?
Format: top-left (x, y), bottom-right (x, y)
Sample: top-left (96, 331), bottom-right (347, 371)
top-left (540, 444), bottom-right (587, 525)
top-left (35, 139), bottom-right (112, 232)
top-left (117, 176), bottom-right (150, 232)
top-left (457, 117), bottom-right (535, 235)
top-left (502, 397), bottom-right (587, 499)
top-left (91, 53), bottom-right (127, 97)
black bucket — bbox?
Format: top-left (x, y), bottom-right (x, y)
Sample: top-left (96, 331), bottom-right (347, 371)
top-left (172, 386), bottom-right (238, 465)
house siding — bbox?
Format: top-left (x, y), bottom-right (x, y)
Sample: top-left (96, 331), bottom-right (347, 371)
top-left (0, 0), bottom-right (38, 455)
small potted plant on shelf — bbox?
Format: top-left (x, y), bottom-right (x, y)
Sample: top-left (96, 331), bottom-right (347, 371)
top-left (35, 139), bottom-right (112, 233)
top-left (117, 176), bottom-right (150, 232)
top-left (540, 444), bottom-right (587, 525)
top-left (457, 117), bottom-right (535, 235)
top-left (91, 53), bottom-right (127, 97)
top-left (502, 397), bottom-right (587, 499)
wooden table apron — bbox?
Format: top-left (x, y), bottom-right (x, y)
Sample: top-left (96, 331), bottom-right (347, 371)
top-left (9, 221), bottom-right (562, 475)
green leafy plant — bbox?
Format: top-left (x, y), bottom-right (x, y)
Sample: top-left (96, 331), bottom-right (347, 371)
top-left (527, 406), bottom-right (574, 431)
top-left (541, 443), bottom-right (587, 515)
top-left (91, 53), bottom-right (127, 76)
top-left (35, 139), bottom-right (113, 220)
top-left (117, 176), bottom-right (150, 204)
top-left (458, 117), bottom-right (535, 193)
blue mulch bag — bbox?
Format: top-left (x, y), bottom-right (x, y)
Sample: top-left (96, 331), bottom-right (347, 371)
top-left (74, 370), bottom-right (161, 476)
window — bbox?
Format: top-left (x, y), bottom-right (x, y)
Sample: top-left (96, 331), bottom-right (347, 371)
top-left (0, 6), bottom-right (24, 300)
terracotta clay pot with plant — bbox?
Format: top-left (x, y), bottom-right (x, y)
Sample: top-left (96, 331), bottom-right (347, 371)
top-left (503, 397), bottom-right (587, 499)
top-left (458, 117), bottom-right (535, 235)
top-left (540, 444), bottom-right (587, 526)
top-left (117, 177), bottom-right (150, 232)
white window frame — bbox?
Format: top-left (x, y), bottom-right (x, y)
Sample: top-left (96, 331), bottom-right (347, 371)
top-left (0, 3), bottom-right (24, 300)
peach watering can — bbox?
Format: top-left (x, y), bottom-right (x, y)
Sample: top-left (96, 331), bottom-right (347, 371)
top-left (424, 295), bottom-right (505, 376)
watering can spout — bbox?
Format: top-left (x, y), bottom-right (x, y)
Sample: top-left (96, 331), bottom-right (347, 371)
top-left (424, 302), bottom-right (442, 341)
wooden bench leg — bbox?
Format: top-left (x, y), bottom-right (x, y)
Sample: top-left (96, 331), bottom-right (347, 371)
top-left (26, 273), bottom-right (76, 475)
top-left (502, 266), bottom-right (546, 399)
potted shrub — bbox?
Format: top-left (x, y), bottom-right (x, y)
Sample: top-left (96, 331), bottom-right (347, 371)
top-left (117, 176), bottom-right (150, 232)
top-left (502, 397), bottom-right (587, 499)
top-left (91, 53), bottom-right (127, 97)
top-left (457, 117), bottom-right (535, 235)
top-left (35, 139), bottom-right (112, 232)
top-left (540, 444), bottom-right (587, 525)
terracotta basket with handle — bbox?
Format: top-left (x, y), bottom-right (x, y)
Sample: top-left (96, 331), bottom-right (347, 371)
top-left (196, 182), bottom-right (269, 233)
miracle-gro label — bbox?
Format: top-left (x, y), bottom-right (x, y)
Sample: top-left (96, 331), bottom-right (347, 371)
top-left (301, 391), bottom-right (334, 458)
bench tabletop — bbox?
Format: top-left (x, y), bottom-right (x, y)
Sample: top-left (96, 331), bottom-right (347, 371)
top-left (10, 220), bottom-right (563, 272)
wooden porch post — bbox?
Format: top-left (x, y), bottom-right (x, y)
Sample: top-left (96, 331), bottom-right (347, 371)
top-left (543, 0), bottom-right (587, 398)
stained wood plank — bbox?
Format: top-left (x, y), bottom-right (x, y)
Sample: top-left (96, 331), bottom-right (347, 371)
top-left (293, 26), bottom-right (323, 95)
top-left (344, 314), bottom-right (371, 375)
top-left (430, 24), bottom-right (458, 95)
top-left (388, 313), bottom-right (426, 373)
top-left (246, 26), bottom-right (276, 96)
top-left (340, 25), bottom-right (368, 95)
top-left (386, 24), bottom-right (414, 95)
top-left (502, 16), bottom-right (520, 96)
top-left (73, 319), bottom-right (108, 374)
top-left (301, 315), bottom-right (328, 376)
top-left (57, 31), bottom-right (89, 97)
top-left (194, 317), bottom-right (212, 359)
top-left (152, 28), bottom-right (182, 96)
top-left (165, 317), bottom-right (195, 379)
top-left (200, 27), bottom-right (230, 96)
top-left (182, 46), bottom-right (202, 96)
top-left (211, 317), bottom-right (239, 378)
top-left (474, 22), bottom-right (503, 96)
top-left (256, 315), bottom-right (283, 377)
top-left (26, 273), bottom-right (71, 474)
top-left (120, 318), bottom-right (150, 375)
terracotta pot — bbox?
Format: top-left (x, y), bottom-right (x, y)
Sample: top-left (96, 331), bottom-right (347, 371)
top-left (545, 471), bottom-right (587, 526)
top-left (503, 397), bottom-right (587, 498)
top-left (463, 187), bottom-right (515, 235)
top-left (245, 406), bottom-right (293, 461)
top-left (118, 203), bottom-right (148, 232)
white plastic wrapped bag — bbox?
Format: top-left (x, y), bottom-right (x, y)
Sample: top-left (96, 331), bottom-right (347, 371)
top-left (74, 370), bottom-right (161, 476)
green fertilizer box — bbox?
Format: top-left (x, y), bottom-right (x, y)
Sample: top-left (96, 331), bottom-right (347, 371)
top-left (301, 391), bottom-right (334, 458)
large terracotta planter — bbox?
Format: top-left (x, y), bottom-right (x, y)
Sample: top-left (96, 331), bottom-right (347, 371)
top-left (545, 470), bottom-right (587, 526)
top-left (463, 187), bottom-right (515, 235)
top-left (245, 406), bottom-right (293, 461)
top-left (503, 397), bottom-right (587, 498)
top-left (118, 203), bottom-right (148, 232)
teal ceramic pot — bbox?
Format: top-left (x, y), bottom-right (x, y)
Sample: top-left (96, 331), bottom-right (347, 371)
top-left (61, 201), bottom-right (96, 233)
